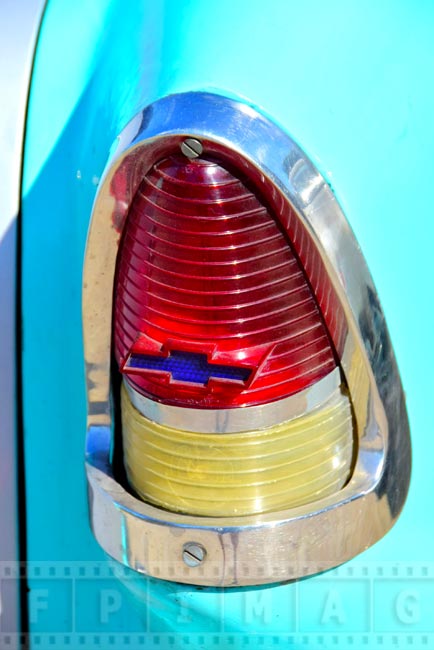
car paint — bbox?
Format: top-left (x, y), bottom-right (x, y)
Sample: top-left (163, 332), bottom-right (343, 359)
top-left (0, 0), bottom-right (47, 638)
top-left (14, 0), bottom-right (434, 646)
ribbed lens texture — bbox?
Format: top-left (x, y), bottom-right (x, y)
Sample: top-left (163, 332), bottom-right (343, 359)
top-left (121, 384), bottom-right (353, 516)
top-left (114, 154), bottom-right (336, 407)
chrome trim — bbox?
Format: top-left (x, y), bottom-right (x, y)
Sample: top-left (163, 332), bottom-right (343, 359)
top-left (83, 92), bottom-right (411, 586)
top-left (124, 368), bottom-right (341, 433)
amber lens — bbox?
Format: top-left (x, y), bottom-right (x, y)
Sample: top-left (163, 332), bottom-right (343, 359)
top-left (122, 384), bottom-right (353, 517)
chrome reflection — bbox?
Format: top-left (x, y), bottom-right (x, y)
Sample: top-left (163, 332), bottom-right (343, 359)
top-left (124, 367), bottom-right (342, 434)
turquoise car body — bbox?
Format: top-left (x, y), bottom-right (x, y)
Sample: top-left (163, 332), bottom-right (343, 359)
top-left (7, 0), bottom-right (434, 646)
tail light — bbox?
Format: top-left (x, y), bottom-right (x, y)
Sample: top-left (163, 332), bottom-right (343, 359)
top-left (83, 93), bottom-right (410, 585)
top-left (114, 154), bottom-right (336, 408)
top-left (113, 152), bottom-right (353, 517)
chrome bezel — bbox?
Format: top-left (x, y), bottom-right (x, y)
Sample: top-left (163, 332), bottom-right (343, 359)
top-left (83, 92), bottom-right (411, 586)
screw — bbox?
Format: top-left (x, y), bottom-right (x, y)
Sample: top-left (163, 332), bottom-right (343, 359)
top-left (180, 138), bottom-right (203, 159)
top-left (182, 542), bottom-right (206, 567)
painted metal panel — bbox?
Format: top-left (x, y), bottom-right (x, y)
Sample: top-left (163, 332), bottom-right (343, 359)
top-left (21, 0), bottom-right (434, 647)
top-left (0, 0), bottom-right (45, 641)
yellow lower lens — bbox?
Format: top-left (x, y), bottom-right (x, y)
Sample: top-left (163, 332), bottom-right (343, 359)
top-left (122, 385), bottom-right (354, 517)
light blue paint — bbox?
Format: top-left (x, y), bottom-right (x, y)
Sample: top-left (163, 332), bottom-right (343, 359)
top-left (22, 0), bottom-right (434, 646)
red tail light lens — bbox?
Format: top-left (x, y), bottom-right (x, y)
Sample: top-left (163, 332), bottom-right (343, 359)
top-left (114, 154), bottom-right (336, 408)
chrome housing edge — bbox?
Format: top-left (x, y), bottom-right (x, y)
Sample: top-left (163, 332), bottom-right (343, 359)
top-left (83, 92), bottom-right (411, 586)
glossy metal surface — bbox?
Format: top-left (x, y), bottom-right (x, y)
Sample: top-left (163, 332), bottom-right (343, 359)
top-left (83, 92), bottom-right (410, 586)
top-left (125, 368), bottom-right (341, 433)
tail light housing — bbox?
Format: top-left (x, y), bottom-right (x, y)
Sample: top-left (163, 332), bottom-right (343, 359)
top-left (83, 92), bottom-right (410, 586)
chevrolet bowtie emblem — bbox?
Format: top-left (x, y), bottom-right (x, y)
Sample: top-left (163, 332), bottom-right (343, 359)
top-left (123, 349), bottom-right (252, 386)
